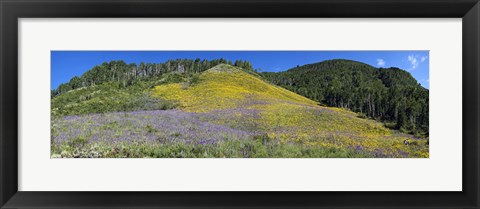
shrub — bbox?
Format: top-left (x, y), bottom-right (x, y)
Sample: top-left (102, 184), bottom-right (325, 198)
top-left (357, 112), bottom-right (368, 119)
top-left (69, 136), bottom-right (88, 148)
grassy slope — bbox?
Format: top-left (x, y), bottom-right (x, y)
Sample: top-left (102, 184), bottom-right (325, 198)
top-left (51, 64), bottom-right (428, 158)
top-left (153, 64), bottom-right (317, 112)
top-left (51, 76), bottom-right (179, 117)
top-left (152, 64), bottom-right (428, 158)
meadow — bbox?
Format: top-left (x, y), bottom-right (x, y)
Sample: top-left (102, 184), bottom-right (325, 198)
top-left (51, 64), bottom-right (428, 158)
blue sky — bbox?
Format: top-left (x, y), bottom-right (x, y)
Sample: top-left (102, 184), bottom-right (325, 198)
top-left (51, 51), bottom-right (429, 89)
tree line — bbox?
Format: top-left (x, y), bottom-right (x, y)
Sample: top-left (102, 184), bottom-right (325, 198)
top-left (262, 59), bottom-right (429, 137)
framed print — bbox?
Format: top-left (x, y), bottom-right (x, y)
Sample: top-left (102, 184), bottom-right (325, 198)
top-left (1, 0), bottom-right (479, 208)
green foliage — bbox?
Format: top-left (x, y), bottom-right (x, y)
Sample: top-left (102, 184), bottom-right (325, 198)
top-left (69, 136), bottom-right (88, 148)
top-left (145, 124), bottom-right (158, 133)
top-left (51, 79), bottom-right (178, 117)
top-left (187, 74), bottom-right (200, 86)
top-left (357, 112), bottom-right (368, 119)
top-left (262, 59), bottom-right (429, 137)
top-left (158, 72), bottom-right (185, 84)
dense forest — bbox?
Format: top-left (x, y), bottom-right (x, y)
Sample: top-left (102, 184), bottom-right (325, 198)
top-left (51, 58), bottom-right (254, 96)
top-left (262, 59), bottom-right (429, 137)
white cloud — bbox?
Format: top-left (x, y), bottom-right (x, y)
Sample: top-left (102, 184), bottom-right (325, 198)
top-left (421, 56), bottom-right (427, 62)
top-left (407, 55), bottom-right (428, 71)
top-left (408, 55), bottom-right (419, 70)
top-left (376, 59), bottom-right (386, 67)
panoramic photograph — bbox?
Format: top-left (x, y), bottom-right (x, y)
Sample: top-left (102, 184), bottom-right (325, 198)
top-left (51, 51), bottom-right (429, 158)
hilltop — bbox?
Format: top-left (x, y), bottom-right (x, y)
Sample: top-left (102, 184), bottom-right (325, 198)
top-left (152, 64), bottom-right (317, 112)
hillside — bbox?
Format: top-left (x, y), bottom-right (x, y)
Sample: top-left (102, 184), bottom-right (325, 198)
top-left (152, 64), bottom-right (317, 112)
top-left (262, 59), bottom-right (429, 137)
top-left (51, 64), bottom-right (428, 158)
top-left (51, 59), bottom-right (255, 96)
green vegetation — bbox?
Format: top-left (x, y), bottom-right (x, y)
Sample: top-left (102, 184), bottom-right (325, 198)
top-left (52, 64), bottom-right (428, 158)
top-left (52, 136), bottom-right (374, 158)
top-left (262, 59), bottom-right (429, 137)
top-left (53, 59), bottom-right (429, 138)
top-left (51, 80), bottom-right (178, 117)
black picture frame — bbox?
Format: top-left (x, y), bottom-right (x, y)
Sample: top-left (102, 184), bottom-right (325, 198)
top-left (1, 0), bottom-right (479, 208)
